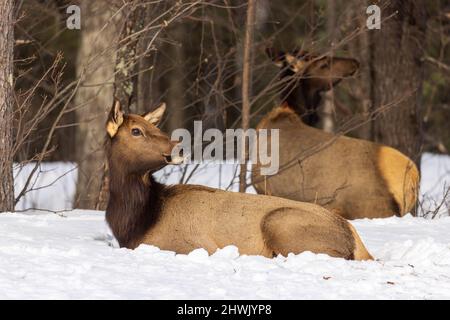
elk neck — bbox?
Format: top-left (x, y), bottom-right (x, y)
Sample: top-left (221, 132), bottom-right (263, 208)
top-left (279, 71), bottom-right (321, 126)
top-left (105, 149), bottom-right (165, 249)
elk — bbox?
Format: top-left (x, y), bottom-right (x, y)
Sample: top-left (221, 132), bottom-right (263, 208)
top-left (104, 100), bottom-right (372, 260)
top-left (252, 48), bottom-right (419, 219)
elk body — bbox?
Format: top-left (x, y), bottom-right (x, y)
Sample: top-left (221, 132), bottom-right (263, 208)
top-left (252, 49), bottom-right (419, 220)
top-left (104, 101), bottom-right (372, 260)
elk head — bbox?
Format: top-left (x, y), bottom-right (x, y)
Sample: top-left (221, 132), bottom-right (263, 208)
top-left (105, 100), bottom-right (184, 174)
top-left (266, 47), bottom-right (359, 125)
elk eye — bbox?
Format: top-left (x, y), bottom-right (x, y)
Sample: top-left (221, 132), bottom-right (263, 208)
top-left (131, 128), bottom-right (142, 136)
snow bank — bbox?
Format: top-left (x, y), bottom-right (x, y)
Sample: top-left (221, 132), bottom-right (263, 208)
top-left (1, 211), bottom-right (450, 299)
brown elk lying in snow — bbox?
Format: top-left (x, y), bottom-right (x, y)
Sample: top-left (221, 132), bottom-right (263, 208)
top-left (104, 100), bottom-right (372, 260)
top-left (252, 48), bottom-right (419, 220)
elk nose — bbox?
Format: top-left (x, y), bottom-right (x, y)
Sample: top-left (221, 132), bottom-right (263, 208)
top-left (163, 152), bottom-right (186, 165)
top-left (162, 141), bottom-right (187, 165)
top-left (171, 140), bottom-right (183, 155)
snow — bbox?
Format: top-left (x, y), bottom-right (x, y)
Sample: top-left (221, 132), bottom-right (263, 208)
top-left (14, 162), bottom-right (77, 212)
top-left (419, 153), bottom-right (450, 217)
top-left (1, 211), bottom-right (450, 299)
top-left (1, 153), bottom-right (450, 299)
top-left (154, 161), bottom-right (257, 194)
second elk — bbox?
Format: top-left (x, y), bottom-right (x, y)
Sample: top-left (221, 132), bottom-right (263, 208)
top-left (252, 48), bottom-right (419, 219)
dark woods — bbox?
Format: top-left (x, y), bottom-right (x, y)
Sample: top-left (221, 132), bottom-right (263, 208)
top-left (1, 0), bottom-right (449, 212)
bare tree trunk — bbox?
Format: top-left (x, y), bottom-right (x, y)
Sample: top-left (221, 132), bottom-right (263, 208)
top-left (341, 0), bottom-right (373, 139)
top-left (137, 53), bottom-right (158, 114)
top-left (114, 1), bottom-right (146, 113)
top-left (74, 1), bottom-right (120, 209)
top-left (0, 0), bottom-right (15, 212)
top-left (166, 23), bottom-right (187, 132)
top-left (321, 0), bottom-right (336, 133)
top-left (371, 0), bottom-right (427, 168)
top-left (239, 0), bottom-right (256, 193)
top-left (136, 1), bottom-right (167, 114)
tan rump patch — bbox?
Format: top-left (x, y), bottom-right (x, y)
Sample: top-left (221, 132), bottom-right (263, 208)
top-left (377, 146), bottom-right (420, 215)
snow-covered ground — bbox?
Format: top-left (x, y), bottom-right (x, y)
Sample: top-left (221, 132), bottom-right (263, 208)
top-left (1, 211), bottom-right (450, 299)
top-left (1, 153), bottom-right (450, 299)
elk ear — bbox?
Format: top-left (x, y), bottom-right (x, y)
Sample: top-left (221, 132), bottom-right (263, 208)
top-left (143, 102), bottom-right (166, 126)
top-left (106, 100), bottom-right (124, 138)
top-left (266, 47), bottom-right (285, 68)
